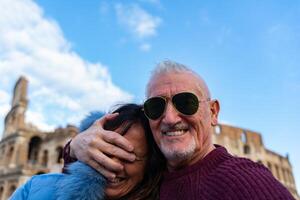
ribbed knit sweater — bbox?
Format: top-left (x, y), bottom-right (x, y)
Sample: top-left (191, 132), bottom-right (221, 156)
top-left (160, 146), bottom-right (294, 200)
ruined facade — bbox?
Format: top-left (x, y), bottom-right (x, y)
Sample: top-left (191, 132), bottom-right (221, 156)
top-left (0, 77), bottom-right (77, 200)
top-left (0, 77), bottom-right (299, 199)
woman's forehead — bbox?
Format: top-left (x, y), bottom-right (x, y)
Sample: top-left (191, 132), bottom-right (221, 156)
top-left (124, 123), bottom-right (148, 154)
top-left (115, 122), bottom-right (145, 141)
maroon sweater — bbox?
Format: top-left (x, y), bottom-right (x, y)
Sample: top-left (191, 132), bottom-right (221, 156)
top-left (160, 146), bottom-right (294, 200)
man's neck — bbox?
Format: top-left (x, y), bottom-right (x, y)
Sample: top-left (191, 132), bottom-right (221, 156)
top-left (167, 144), bottom-right (216, 172)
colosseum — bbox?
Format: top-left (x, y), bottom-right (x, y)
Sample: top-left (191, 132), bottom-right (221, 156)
top-left (0, 76), bottom-right (299, 200)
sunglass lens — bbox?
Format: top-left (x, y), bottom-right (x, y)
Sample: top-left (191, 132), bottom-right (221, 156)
top-left (172, 92), bottom-right (199, 115)
top-left (144, 97), bottom-right (166, 120)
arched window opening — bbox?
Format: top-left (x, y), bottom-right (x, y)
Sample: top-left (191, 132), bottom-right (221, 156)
top-left (243, 144), bottom-right (250, 154)
top-left (257, 160), bottom-right (262, 165)
top-left (56, 146), bottom-right (63, 164)
top-left (8, 146), bottom-right (14, 163)
top-left (36, 171), bottom-right (45, 175)
top-left (215, 125), bottom-right (221, 135)
top-left (42, 150), bottom-right (48, 167)
top-left (241, 131), bottom-right (247, 143)
top-left (287, 170), bottom-right (294, 184)
top-left (282, 169), bottom-right (287, 183)
top-left (8, 185), bottom-right (16, 197)
top-left (0, 186), bottom-right (3, 199)
top-left (267, 162), bottom-right (272, 172)
top-left (0, 145), bottom-right (5, 157)
top-left (275, 165), bottom-right (281, 180)
top-left (28, 136), bottom-right (42, 164)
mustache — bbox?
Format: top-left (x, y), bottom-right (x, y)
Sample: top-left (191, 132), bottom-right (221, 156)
top-left (161, 122), bottom-right (189, 132)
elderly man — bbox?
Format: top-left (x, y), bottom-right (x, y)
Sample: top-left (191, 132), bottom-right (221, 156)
top-left (64, 61), bottom-right (294, 199)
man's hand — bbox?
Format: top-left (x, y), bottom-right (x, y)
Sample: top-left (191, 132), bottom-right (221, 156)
top-left (70, 113), bottom-right (136, 179)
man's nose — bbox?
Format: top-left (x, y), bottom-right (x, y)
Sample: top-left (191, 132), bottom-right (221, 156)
top-left (161, 102), bottom-right (181, 125)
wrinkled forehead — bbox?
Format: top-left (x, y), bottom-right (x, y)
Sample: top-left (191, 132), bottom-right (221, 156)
top-left (147, 72), bottom-right (209, 98)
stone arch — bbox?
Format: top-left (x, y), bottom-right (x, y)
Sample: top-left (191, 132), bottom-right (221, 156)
top-left (7, 145), bottom-right (14, 163)
top-left (215, 125), bottom-right (221, 135)
top-left (42, 150), bottom-right (48, 167)
top-left (56, 146), bottom-right (63, 164)
top-left (0, 145), bottom-right (5, 157)
top-left (257, 160), bottom-right (262, 165)
top-left (243, 144), bottom-right (250, 154)
top-left (8, 185), bottom-right (16, 198)
top-left (28, 136), bottom-right (42, 164)
top-left (0, 186), bottom-right (3, 200)
top-left (287, 170), bottom-right (294, 184)
top-left (282, 168), bottom-right (287, 183)
top-left (267, 162), bottom-right (272, 173)
top-left (275, 165), bottom-right (281, 180)
top-left (241, 131), bottom-right (247, 143)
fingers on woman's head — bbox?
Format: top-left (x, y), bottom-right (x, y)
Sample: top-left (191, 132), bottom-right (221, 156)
top-left (95, 140), bottom-right (136, 162)
top-left (88, 159), bottom-right (117, 180)
top-left (94, 113), bottom-right (119, 127)
top-left (102, 131), bottom-right (134, 152)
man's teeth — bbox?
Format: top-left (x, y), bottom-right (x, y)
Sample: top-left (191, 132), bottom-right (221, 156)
top-left (163, 130), bottom-right (186, 136)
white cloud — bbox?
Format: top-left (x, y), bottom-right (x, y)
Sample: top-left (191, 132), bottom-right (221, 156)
top-left (26, 110), bottom-right (55, 131)
top-left (0, 104), bottom-right (10, 119)
top-left (115, 3), bottom-right (161, 39)
top-left (0, 89), bottom-right (10, 137)
top-left (0, 90), bottom-right (9, 104)
top-left (0, 90), bottom-right (10, 121)
top-left (0, 0), bottom-right (132, 132)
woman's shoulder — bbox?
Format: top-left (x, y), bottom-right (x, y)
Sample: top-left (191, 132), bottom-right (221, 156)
top-left (10, 173), bottom-right (64, 200)
top-left (27, 173), bottom-right (65, 189)
top-left (31, 173), bottom-right (64, 183)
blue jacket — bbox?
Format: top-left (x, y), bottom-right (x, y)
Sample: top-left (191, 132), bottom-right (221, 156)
top-left (10, 112), bottom-right (107, 200)
top-left (10, 173), bottom-right (64, 200)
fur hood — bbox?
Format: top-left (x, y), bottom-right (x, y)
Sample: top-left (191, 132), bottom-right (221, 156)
top-left (56, 112), bottom-right (107, 200)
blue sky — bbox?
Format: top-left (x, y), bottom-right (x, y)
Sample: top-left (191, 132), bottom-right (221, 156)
top-left (0, 0), bottom-right (299, 193)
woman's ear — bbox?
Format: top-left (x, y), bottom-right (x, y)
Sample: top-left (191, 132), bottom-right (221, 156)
top-left (210, 100), bottom-right (220, 126)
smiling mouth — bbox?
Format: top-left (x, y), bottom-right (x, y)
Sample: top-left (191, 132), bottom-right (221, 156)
top-left (108, 177), bottom-right (126, 186)
top-left (162, 129), bottom-right (188, 136)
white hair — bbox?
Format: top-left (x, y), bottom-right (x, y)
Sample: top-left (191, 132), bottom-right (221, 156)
top-left (146, 60), bottom-right (211, 98)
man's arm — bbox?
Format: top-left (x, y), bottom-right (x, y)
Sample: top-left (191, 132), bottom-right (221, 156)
top-left (62, 140), bottom-right (77, 173)
top-left (63, 113), bottom-right (136, 179)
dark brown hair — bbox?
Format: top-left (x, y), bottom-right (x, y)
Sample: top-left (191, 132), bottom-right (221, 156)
top-left (104, 103), bottom-right (165, 200)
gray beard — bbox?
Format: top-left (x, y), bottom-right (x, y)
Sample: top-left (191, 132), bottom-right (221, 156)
top-left (160, 137), bottom-right (196, 164)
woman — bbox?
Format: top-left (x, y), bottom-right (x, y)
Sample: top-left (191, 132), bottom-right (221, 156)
top-left (10, 104), bottom-right (165, 200)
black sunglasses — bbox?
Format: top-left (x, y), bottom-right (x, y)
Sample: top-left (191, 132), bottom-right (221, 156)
top-left (143, 92), bottom-right (210, 120)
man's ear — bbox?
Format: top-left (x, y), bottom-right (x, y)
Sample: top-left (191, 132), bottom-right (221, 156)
top-left (210, 100), bottom-right (220, 126)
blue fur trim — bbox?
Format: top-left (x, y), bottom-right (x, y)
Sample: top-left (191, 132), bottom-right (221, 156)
top-left (56, 162), bottom-right (106, 200)
top-left (56, 112), bottom-right (107, 200)
top-left (79, 111), bottom-right (105, 132)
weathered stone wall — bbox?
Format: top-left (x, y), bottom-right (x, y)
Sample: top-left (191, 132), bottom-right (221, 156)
top-left (0, 77), bottom-right (77, 200)
top-left (0, 126), bottom-right (77, 200)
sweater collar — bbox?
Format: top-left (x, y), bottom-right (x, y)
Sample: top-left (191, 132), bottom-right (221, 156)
top-left (162, 145), bottom-right (231, 181)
